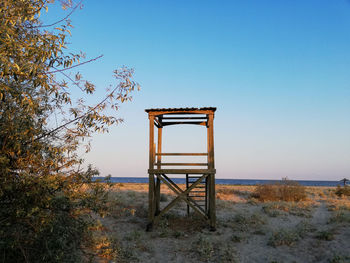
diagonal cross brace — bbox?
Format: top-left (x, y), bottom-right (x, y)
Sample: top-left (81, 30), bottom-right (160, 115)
top-left (154, 173), bottom-right (209, 223)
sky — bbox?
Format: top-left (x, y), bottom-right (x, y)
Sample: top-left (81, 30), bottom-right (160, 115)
top-left (43, 0), bottom-right (350, 180)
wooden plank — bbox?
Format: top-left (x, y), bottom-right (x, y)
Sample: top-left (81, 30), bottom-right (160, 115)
top-left (154, 118), bottom-right (162, 128)
top-left (157, 128), bottom-right (162, 169)
top-left (149, 116), bottom-right (154, 169)
top-left (154, 121), bottom-right (160, 128)
top-left (207, 113), bottom-right (216, 230)
top-left (155, 153), bottom-right (207, 156)
top-left (161, 174), bottom-right (183, 193)
top-left (155, 127), bottom-right (162, 216)
top-left (161, 117), bottom-right (207, 120)
top-left (148, 169), bottom-right (216, 174)
top-left (154, 174), bottom-right (209, 221)
top-left (148, 116), bottom-right (155, 227)
top-left (161, 121), bottom-right (207, 126)
top-left (186, 174), bottom-right (189, 216)
top-left (149, 110), bottom-right (214, 116)
top-left (205, 177), bottom-right (208, 213)
top-left (155, 177), bottom-right (160, 215)
top-left (148, 174), bottom-right (155, 226)
top-left (154, 162), bottom-right (208, 166)
top-left (157, 174), bottom-right (208, 216)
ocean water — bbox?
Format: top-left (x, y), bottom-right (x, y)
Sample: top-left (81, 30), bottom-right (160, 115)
top-left (101, 177), bottom-right (342, 187)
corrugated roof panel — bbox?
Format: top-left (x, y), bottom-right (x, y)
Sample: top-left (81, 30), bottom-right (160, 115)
top-left (145, 107), bottom-right (216, 113)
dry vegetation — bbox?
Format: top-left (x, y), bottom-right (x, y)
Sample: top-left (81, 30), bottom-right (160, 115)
top-left (87, 182), bottom-right (350, 263)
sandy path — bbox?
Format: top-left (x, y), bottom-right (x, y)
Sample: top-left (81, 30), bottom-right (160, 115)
top-left (311, 201), bottom-right (329, 226)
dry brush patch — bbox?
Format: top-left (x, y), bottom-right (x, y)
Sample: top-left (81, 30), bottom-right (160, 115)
top-left (252, 181), bottom-right (307, 202)
top-left (262, 201), bottom-right (316, 218)
top-left (335, 185), bottom-right (350, 197)
top-left (87, 184), bottom-right (350, 263)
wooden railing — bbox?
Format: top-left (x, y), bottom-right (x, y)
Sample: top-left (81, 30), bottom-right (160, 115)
top-left (153, 153), bottom-right (209, 168)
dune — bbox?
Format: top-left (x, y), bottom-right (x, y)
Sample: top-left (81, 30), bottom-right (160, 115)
top-left (89, 183), bottom-right (350, 263)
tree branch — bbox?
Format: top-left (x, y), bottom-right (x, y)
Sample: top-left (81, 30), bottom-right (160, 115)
top-left (31, 85), bottom-right (120, 143)
top-left (47, 55), bottom-right (103, 74)
top-left (32, 0), bottom-right (83, 28)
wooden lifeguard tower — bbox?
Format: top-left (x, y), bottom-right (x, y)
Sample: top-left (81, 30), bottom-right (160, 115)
top-left (145, 107), bottom-right (216, 231)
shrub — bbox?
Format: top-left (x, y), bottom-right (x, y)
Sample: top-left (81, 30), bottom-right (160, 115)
top-left (262, 201), bottom-right (313, 217)
top-left (335, 186), bottom-right (350, 197)
top-left (268, 221), bottom-right (316, 247)
top-left (253, 180), bottom-right (307, 202)
top-left (192, 236), bottom-right (215, 262)
top-left (268, 229), bottom-right (300, 247)
top-left (328, 210), bottom-right (350, 224)
top-left (0, 0), bottom-right (138, 261)
top-left (0, 167), bottom-right (110, 262)
top-left (231, 212), bottom-right (267, 232)
top-left (315, 230), bottom-right (335, 241)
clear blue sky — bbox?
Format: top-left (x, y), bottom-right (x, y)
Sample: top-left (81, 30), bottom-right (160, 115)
top-left (44, 0), bottom-right (350, 180)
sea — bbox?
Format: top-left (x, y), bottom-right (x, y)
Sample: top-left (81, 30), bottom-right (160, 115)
top-left (100, 177), bottom-right (343, 187)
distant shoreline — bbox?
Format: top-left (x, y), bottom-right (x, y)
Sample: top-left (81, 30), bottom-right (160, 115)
top-left (95, 177), bottom-right (342, 187)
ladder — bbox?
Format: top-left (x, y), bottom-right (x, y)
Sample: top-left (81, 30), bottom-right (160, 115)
top-left (186, 174), bottom-right (208, 215)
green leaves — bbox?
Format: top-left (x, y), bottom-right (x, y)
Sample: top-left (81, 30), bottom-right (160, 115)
top-left (1, 0), bottom-right (139, 261)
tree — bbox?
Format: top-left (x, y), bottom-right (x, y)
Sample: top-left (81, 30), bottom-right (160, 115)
top-left (340, 178), bottom-right (349, 187)
top-left (0, 0), bottom-right (139, 261)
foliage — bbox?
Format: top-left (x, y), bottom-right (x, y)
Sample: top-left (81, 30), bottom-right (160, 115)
top-left (262, 201), bottom-right (314, 217)
top-left (192, 236), bottom-right (215, 262)
top-left (252, 179), bottom-right (307, 202)
top-left (0, 0), bottom-right (139, 262)
top-left (268, 221), bottom-right (316, 247)
top-left (328, 209), bottom-right (350, 224)
top-left (268, 229), bottom-right (300, 247)
top-left (315, 230), bottom-right (335, 241)
top-left (231, 212), bottom-right (267, 232)
top-left (335, 185), bottom-right (350, 197)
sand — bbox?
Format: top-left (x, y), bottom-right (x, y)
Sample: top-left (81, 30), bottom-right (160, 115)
top-left (90, 183), bottom-right (350, 263)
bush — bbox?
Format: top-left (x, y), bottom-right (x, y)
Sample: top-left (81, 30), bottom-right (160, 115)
top-left (335, 186), bottom-right (350, 197)
top-left (0, 0), bottom-right (138, 261)
top-left (0, 167), bottom-right (110, 262)
top-left (253, 180), bottom-right (307, 202)
top-left (315, 230), bottom-right (335, 241)
top-left (268, 229), bottom-right (300, 247)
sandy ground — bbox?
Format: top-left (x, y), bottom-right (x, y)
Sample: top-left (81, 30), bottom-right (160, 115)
top-left (90, 183), bottom-right (350, 263)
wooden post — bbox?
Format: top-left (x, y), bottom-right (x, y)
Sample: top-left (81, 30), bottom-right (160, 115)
top-left (207, 113), bottom-right (216, 230)
top-left (147, 115), bottom-right (155, 231)
top-left (155, 127), bottom-right (162, 215)
top-left (186, 174), bottom-right (189, 216)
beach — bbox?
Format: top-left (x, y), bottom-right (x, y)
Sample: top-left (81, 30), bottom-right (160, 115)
top-left (89, 183), bottom-right (350, 263)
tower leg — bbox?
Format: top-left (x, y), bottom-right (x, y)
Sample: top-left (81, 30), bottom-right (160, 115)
top-left (155, 177), bottom-right (160, 215)
top-left (147, 173), bottom-right (155, 231)
top-left (209, 173), bottom-right (216, 231)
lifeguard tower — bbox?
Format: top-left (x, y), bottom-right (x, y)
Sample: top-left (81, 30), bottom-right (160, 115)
top-left (145, 107), bottom-right (216, 231)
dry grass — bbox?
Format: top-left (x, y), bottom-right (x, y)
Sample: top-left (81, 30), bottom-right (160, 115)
top-left (262, 201), bottom-right (315, 217)
top-left (252, 181), bottom-right (307, 202)
top-left (85, 183), bottom-right (350, 263)
top-left (335, 185), bottom-right (350, 197)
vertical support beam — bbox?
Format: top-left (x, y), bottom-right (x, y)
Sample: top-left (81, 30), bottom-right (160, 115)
top-left (186, 174), bottom-right (189, 216)
top-left (147, 115), bottom-right (155, 231)
top-left (157, 128), bottom-right (162, 167)
top-left (155, 127), bottom-right (162, 215)
top-left (207, 113), bottom-right (216, 230)
top-left (205, 176), bottom-right (208, 213)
